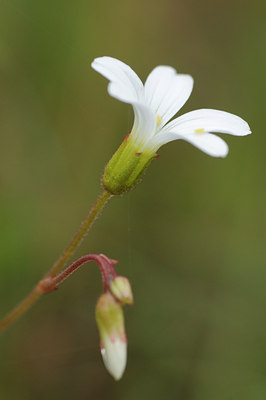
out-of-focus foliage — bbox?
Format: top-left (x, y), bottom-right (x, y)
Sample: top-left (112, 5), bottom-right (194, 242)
top-left (0, 0), bottom-right (265, 399)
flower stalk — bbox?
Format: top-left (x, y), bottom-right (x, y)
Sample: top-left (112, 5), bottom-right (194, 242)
top-left (0, 190), bottom-right (112, 334)
top-left (38, 254), bottom-right (118, 293)
top-left (48, 189), bottom-right (112, 278)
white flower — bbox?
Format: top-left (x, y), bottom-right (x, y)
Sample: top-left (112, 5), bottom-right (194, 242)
top-left (92, 56), bottom-right (251, 158)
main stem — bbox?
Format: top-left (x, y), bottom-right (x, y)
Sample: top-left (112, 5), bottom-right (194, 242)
top-left (0, 189), bottom-right (112, 334)
top-left (48, 190), bottom-right (112, 278)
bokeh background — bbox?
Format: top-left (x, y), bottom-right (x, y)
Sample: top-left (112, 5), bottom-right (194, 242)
top-left (0, 0), bottom-right (265, 399)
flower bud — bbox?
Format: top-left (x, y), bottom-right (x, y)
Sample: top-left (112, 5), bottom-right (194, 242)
top-left (110, 276), bottom-right (134, 305)
top-left (95, 292), bottom-right (127, 380)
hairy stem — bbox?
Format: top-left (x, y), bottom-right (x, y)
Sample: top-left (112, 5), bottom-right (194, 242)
top-left (0, 190), bottom-right (112, 334)
top-left (48, 190), bottom-right (112, 278)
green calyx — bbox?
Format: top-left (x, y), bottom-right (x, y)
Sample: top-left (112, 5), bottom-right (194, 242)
top-left (102, 135), bottom-right (157, 195)
top-left (96, 292), bottom-right (125, 339)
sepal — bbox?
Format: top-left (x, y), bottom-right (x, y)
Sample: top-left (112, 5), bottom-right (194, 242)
top-left (102, 135), bottom-right (157, 195)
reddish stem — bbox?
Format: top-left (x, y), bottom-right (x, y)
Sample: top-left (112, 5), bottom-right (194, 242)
top-left (99, 253), bottom-right (118, 278)
top-left (38, 254), bottom-right (118, 294)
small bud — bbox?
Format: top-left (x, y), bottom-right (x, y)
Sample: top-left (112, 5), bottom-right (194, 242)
top-left (110, 276), bottom-right (134, 305)
top-left (95, 292), bottom-right (127, 380)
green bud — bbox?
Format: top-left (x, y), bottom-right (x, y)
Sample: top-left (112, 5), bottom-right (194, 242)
top-left (110, 276), bottom-right (134, 305)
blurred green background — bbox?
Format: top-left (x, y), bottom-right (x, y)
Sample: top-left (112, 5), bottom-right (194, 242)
top-left (0, 0), bottom-right (265, 399)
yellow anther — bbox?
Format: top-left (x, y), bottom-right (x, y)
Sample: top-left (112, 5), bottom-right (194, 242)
top-left (195, 128), bottom-right (205, 134)
top-left (156, 114), bottom-right (162, 125)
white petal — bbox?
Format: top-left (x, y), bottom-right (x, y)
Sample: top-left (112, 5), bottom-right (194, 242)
top-left (163, 109), bottom-right (251, 136)
top-left (150, 130), bottom-right (228, 157)
top-left (176, 131), bottom-right (229, 157)
top-left (144, 66), bottom-right (193, 127)
top-left (91, 56), bottom-right (144, 104)
top-left (131, 102), bottom-right (156, 148)
top-left (101, 337), bottom-right (127, 381)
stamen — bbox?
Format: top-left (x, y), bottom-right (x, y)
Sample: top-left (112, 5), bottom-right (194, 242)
top-left (156, 114), bottom-right (162, 125)
top-left (195, 128), bottom-right (205, 135)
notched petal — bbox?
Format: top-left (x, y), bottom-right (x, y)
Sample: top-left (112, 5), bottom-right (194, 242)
top-left (92, 56), bottom-right (144, 103)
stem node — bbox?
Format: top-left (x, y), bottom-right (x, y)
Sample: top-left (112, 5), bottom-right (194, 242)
top-left (38, 277), bottom-right (58, 294)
